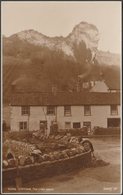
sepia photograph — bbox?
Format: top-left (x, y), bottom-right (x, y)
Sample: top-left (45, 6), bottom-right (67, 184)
top-left (1, 1), bottom-right (122, 194)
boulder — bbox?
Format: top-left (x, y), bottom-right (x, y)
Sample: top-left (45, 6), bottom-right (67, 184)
top-left (18, 155), bottom-right (26, 166)
top-left (60, 135), bottom-right (70, 144)
top-left (3, 160), bottom-right (9, 168)
top-left (77, 146), bottom-right (85, 153)
top-left (24, 156), bottom-right (34, 165)
top-left (48, 153), bottom-right (55, 161)
top-left (66, 149), bottom-right (75, 157)
top-left (61, 150), bottom-right (69, 159)
top-left (42, 154), bottom-right (51, 161)
top-left (31, 149), bottom-right (42, 155)
top-left (8, 159), bottom-right (16, 168)
top-left (70, 148), bottom-right (78, 155)
top-left (69, 137), bottom-right (79, 144)
top-left (53, 152), bottom-right (61, 160)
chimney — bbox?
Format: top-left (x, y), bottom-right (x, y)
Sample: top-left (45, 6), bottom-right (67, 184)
top-left (11, 83), bottom-right (16, 93)
top-left (52, 85), bottom-right (57, 96)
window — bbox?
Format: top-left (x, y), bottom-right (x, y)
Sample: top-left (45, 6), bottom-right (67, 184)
top-left (19, 122), bottom-right (27, 130)
top-left (64, 106), bottom-right (71, 116)
top-left (47, 106), bottom-right (55, 115)
top-left (107, 118), bottom-right (120, 127)
top-left (65, 122), bottom-right (71, 129)
top-left (110, 105), bottom-right (118, 115)
top-left (73, 122), bottom-right (81, 129)
top-left (83, 121), bottom-right (91, 128)
top-left (84, 105), bottom-right (91, 116)
top-left (21, 106), bottom-right (30, 115)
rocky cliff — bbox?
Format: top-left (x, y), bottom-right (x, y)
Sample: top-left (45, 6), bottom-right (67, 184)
top-left (9, 21), bottom-right (100, 61)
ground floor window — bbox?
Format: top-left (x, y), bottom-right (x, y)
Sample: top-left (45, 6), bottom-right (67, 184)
top-left (65, 122), bottom-right (71, 129)
top-left (107, 118), bottom-right (120, 127)
top-left (73, 122), bottom-right (81, 129)
top-left (19, 121), bottom-right (28, 130)
top-left (83, 121), bottom-right (91, 128)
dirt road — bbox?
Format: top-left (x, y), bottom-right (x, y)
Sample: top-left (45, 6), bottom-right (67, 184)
top-left (20, 136), bottom-right (121, 194)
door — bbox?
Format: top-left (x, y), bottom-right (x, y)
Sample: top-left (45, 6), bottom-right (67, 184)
top-left (107, 118), bottom-right (120, 127)
top-left (40, 120), bottom-right (47, 133)
top-left (83, 121), bottom-right (91, 128)
top-left (83, 121), bottom-right (91, 134)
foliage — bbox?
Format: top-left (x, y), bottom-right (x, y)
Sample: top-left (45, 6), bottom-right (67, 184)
top-left (93, 127), bottom-right (120, 135)
top-left (3, 36), bottom-right (120, 104)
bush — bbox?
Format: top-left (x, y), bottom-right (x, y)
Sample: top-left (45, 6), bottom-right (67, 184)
top-left (93, 127), bottom-right (120, 135)
top-left (58, 128), bottom-right (88, 136)
top-left (3, 121), bottom-right (10, 132)
top-left (7, 131), bottom-right (33, 141)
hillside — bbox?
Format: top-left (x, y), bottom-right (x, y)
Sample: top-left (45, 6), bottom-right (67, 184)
top-left (96, 50), bottom-right (120, 66)
top-left (2, 21), bottom-right (120, 104)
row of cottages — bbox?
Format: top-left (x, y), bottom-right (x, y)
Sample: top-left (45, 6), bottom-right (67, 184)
top-left (10, 92), bottom-right (120, 135)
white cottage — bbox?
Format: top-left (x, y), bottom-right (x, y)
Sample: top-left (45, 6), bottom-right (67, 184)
top-left (90, 80), bottom-right (109, 92)
top-left (82, 80), bottom-right (120, 93)
top-left (10, 92), bottom-right (120, 134)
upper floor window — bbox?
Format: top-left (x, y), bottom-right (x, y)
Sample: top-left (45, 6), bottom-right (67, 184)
top-left (19, 121), bottom-right (27, 131)
top-left (47, 106), bottom-right (55, 115)
top-left (110, 105), bottom-right (118, 115)
top-left (84, 105), bottom-right (91, 116)
top-left (21, 106), bottom-right (30, 115)
top-left (64, 106), bottom-right (71, 116)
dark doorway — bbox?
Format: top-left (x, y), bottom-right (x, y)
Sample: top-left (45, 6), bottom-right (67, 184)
top-left (73, 122), bottom-right (81, 129)
top-left (83, 121), bottom-right (91, 128)
top-left (107, 118), bottom-right (120, 127)
top-left (40, 120), bottom-right (47, 133)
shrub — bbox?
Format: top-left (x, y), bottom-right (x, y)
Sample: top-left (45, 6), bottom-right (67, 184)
top-left (7, 131), bottom-right (33, 141)
top-left (93, 127), bottom-right (120, 135)
top-left (58, 128), bottom-right (88, 136)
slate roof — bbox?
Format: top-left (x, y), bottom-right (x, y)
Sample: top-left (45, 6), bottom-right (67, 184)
top-left (11, 92), bottom-right (120, 106)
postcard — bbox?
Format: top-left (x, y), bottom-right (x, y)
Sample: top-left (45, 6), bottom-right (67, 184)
top-left (1, 1), bottom-right (122, 194)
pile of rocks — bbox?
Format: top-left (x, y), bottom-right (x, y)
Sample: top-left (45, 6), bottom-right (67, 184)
top-left (3, 139), bottom-right (36, 157)
top-left (3, 139), bottom-right (37, 168)
top-left (3, 138), bottom-right (86, 169)
top-left (3, 133), bottom-right (94, 169)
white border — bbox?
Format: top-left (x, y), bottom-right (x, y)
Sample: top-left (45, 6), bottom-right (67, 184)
top-left (1, 1), bottom-right (122, 194)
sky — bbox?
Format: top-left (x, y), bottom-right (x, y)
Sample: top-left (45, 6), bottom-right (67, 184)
top-left (1, 1), bottom-right (121, 54)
